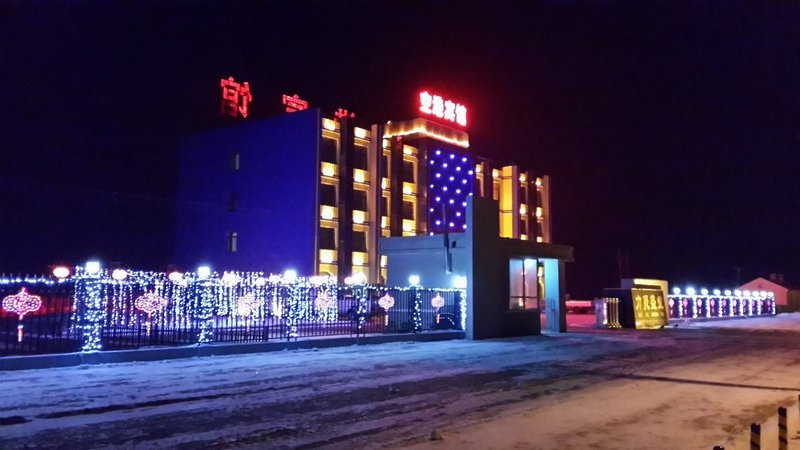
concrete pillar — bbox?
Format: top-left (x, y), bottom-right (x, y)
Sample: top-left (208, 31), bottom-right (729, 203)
top-left (543, 258), bottom-right (566, 332)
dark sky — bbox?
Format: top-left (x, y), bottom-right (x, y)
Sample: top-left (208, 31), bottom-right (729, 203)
top-left (1, 1), bottom-right (798, 296)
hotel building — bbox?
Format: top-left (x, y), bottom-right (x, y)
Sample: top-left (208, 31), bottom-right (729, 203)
top-left (175, 99), bottom-right (552, 284)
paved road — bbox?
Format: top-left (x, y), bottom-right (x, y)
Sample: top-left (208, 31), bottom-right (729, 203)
top-left (1, 324), bottom-right (799, 449)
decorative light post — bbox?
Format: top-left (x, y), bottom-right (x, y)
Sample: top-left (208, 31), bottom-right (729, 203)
top-left (453, 276), bottom-right (467, 331)
top-left (195, 266), bottom-right (215, 344)
top-left (76, 261), bottom-right (106, 352)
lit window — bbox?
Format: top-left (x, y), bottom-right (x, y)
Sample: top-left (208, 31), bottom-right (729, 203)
top-left (509, 258), bottom-right (538, 310)
top-left (227, 232), bottom-right (238, 253)
top-left (322, 118), bottom-right (337, 131)
top-left (320, 205), bottom-right (335, 220)
top-left (352, 252), bottom-right (365, 266)
top-left (320, 249), bottom-right (335, 264)
top-left (231, 150), bottom-right (240, 171)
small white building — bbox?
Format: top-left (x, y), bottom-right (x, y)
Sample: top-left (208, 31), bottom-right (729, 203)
top-left (738, 275), bottom-right (800, 312)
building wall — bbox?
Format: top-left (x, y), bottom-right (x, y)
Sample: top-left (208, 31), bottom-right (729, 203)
top-left (474, 162), bottom-right (551, 243)
top-left (738, 277), bottom-right (789, 306)
top-left (174, 112), bottom-right (554, 284)
top-left (175, 109), bottom-right (320, 273)
top-left (381, 196), bottom-right (573, 340)
top-left (316, 117), bottom-right (377, 281)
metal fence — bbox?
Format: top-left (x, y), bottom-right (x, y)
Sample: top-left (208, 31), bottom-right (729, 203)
top-left (667, 294), bottom-right (775, 319)
top-left (1, 271), bottom-right (464, 356)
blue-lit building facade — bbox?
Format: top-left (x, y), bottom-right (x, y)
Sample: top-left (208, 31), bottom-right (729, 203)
top-left (175, 107), bottom-right (553, 284)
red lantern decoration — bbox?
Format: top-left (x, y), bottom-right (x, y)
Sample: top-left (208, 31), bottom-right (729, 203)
top-left (2, 288), bottom-right (42, 342)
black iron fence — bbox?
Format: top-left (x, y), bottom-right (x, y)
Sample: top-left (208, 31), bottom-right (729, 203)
top-left (0, 271), bottom-right (464, 356)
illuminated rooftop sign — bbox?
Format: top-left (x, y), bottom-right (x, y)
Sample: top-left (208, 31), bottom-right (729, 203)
top-left (383, 118), bottom-right (469, 148)
top-left (282, 94), bottom-right (308, 113)
top-left (419, 91), bottom-right (467, 127)
top-left (220, 76), bottom-right (252, 118)
top-left (334, 108), bottom-right (355, 119)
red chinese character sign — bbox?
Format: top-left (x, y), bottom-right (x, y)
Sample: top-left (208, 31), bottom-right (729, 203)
top-left (282, 94), bottom-right (308, 113)
top-left (419, 91), bottom-right (467, 127)
top-left (2, 288), bottom-right (42, 342)
top-left (220, 76), bottom-right (253, 118)
top-left (334, 108), bottom-right (355, 119)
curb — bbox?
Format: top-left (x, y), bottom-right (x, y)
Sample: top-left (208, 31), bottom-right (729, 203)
top-left (0, 331), bottom-right (464, 371)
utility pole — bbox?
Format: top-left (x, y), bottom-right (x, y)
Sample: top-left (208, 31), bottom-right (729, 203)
top-left (617, 249), bottom-right (630, 281)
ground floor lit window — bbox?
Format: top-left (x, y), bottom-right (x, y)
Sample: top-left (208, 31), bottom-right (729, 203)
top-left (509, 258), bottom-right (539, 310)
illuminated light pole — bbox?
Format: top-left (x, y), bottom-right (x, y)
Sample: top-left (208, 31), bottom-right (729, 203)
top-left (195, 265), bottom-right (215, 344)
top-left (283, 269), bottom-right (298, 284)
top-left (345, 273), bottom-right (368, 334)
top-left (79, 261), bottom-right (105, 352)
top-left (197, 265), bottom-right (211, 280)
top-left (85, 260), bottom-right (101, 276)
top-left (408, 275), bottom-right (422, 333)
top-left (453, 276), bottom-right (467, 331)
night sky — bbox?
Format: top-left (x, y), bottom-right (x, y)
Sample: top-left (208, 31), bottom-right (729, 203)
top-left (1, 1), bottom-right (798, 297)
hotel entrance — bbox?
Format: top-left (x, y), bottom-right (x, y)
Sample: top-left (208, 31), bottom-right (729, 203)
top-left (381, 196), bottom-right (573, 339)
top-left (509, 258), bottom-right (545, 326)
top-left (508, 257), bottom-right (564, 333)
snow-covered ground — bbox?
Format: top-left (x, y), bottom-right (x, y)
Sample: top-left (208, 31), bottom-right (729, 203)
top-left (678, 312), bottom-right (800, 331)
top-left (1, 314), bottom-right (799, 449)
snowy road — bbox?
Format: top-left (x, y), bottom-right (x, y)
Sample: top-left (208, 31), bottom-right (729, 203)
top-left (2, 315), bottom-right (800, 450)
